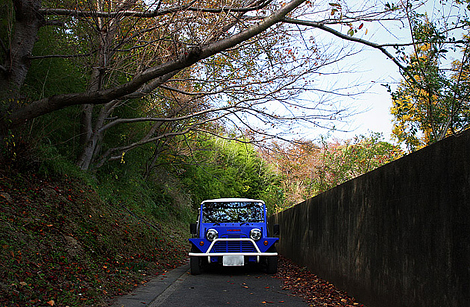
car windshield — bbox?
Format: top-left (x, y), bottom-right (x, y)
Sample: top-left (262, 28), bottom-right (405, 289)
top-left (202, 202), bottom-right (265, 223)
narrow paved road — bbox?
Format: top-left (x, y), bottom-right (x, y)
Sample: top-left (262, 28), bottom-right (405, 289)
top-left (112, 263), bottom-right (308, 307)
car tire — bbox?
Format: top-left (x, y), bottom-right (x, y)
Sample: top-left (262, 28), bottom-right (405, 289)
top-left (266, 255), bottom-right (278, 274)
top-left (265, 246), bottom-right (278, 274)
top-left (190, 256), bottom-right (202, 275)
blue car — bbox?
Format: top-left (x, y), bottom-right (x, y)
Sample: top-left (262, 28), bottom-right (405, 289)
top-left (189, 198), bottom-right (279, 275)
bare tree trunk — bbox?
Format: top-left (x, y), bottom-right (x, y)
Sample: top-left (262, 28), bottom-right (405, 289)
top-left (77, 67), bottom-right (102, 170)
top-left (1, 0), bottom-right (43, 132)
top-left (77, 100), bottom-right (118, 170)
top-left (1, 0), bottom-right (43, 98)
top-left (0, 0), bottom-right (43, 156)
top-left (76, 0), bottom-right (116, 170)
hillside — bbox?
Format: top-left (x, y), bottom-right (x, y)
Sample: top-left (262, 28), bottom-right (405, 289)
top-left (0, 165), bottom-right (188, 306)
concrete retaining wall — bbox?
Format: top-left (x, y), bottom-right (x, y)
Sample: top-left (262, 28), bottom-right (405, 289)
top-left (269, 129), bottom-right (470, 307)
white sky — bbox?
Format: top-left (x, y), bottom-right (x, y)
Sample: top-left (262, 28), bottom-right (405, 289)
top-left (303, 23), bottom-right (407, 143)
top-left (328, 46), bottom-right (402, 142)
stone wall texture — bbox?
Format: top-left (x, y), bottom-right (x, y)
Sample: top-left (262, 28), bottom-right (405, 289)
top-left (269, 129), bottom-right (470, 307)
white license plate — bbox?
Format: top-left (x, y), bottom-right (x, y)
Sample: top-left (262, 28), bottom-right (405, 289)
top-left (223, 255), bottom-right (244, 266)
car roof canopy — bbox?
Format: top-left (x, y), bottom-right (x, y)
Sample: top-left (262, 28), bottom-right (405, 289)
top-left (201, 198), bottom-right (265, 204)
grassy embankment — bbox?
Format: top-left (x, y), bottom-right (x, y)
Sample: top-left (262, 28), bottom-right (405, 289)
top-left (0, 163), bottom-right (189, 306)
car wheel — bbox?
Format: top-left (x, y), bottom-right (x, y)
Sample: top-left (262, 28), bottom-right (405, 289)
top-left (265, 246), bottom-right (278, 274)
top-left (266, 255), bottom-right (278, 274)
top-left (190, 256), bottom-right (202, 275)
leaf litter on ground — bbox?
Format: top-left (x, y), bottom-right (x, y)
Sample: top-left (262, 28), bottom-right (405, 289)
top-left (275, 256), bottom-right (365, 307)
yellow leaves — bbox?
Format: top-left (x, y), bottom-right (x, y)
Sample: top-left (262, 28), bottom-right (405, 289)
top-left (419, 43), bottom-right (431, 52)
top-left (399, 114), bottom-right (413, 121)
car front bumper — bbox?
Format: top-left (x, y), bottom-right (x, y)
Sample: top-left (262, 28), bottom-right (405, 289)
top-left (189, 238), bottom-right (278, 262)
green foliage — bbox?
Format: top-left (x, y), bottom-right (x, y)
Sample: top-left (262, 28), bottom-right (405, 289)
top-left (178, 136), bottom-right (284, 214)
top-left (23, 24), bottom-right (88, 99)
top-left (95, 146), bottom-right (193, 223)
top-left (36, 142), bottom-right (95, 185)
top-left (17, 20), bottom-right (88, 161)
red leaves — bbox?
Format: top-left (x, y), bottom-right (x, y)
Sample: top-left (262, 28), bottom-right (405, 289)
top-left (275, 257), bottom-right (364, 307)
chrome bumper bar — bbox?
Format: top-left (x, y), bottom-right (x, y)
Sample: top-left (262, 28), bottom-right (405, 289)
top-left (189, 238), bottom-right (277, 262)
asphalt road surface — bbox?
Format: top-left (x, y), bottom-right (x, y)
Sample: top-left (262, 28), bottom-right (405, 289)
top-left (112, 262), bottom-right (309, 307)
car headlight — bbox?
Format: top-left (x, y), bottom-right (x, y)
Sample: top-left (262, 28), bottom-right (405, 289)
top-left (206, 229), bottom-right (218, 241)
top-left (250, 228), bottom-right (262, 241)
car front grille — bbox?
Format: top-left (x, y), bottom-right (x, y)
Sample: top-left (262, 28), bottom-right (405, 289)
top-left (211, 240), bottom-right (257, 253)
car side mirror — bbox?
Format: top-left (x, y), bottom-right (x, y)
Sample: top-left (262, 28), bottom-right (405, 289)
top-left (273, 224), bottom-right (280, 236)
top-left (190, 223), bottom-right (197, 235)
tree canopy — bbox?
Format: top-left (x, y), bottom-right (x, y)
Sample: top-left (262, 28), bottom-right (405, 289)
top-left (3, 0), bottom-right (468, 211)
top-left (1, 0), bottom-right (410, 170)
top-left (388, 1), bottom-right (470, 150)
top-left (259, 132), bottom-right (402, 209)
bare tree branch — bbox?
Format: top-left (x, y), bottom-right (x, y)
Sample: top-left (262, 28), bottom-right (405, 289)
top-left (8, 0), bottom-right (307, 128)
top-left (38, 0), bottom-right (273, 18)
top-left (282, 17), bottom-right (408, 72)
top-left (27, 53), bottom-right (94, 59)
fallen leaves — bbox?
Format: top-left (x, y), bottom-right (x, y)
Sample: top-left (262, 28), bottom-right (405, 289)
top-left (0, 169), bottom-right (188, 307)
top-left (275, 256), bottom-right (364, 307)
